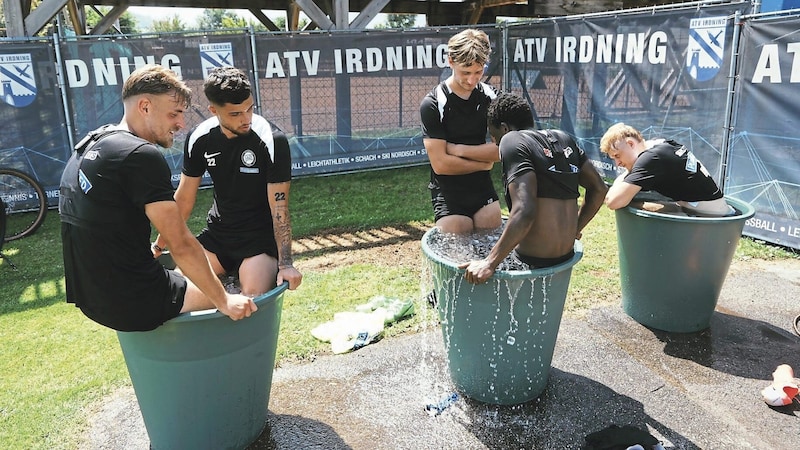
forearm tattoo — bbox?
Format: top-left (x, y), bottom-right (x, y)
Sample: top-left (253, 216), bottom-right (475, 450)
top-left (273, 204), bottom-right (293, 268)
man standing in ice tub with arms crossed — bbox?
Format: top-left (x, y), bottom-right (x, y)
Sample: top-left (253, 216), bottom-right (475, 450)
top-left (419, 28), bottom-right (502, 234)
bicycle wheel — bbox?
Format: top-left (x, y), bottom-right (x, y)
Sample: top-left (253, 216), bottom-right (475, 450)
top-left (0, 168), bottom-right (48, 242)
top-left (0, 198), bottom-right (6, 252)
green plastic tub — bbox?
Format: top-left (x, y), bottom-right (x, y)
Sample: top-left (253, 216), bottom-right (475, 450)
top-left (615, 197), bottom-right (755, 332)
top-left (116, 283), bottom-right (287, 450)
top-left (422, 228), bottom-right (583, 405)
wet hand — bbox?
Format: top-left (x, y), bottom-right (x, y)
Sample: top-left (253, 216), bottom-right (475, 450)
top-left (277, 265), bottom-right (303, 290)
top-left (458, 260), bottom-right (495, 285)
top-left (221, 293), bottom-right (258, 320)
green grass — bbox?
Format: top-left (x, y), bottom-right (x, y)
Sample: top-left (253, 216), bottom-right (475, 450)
top-left (0, 164), bottom-right (797, 449)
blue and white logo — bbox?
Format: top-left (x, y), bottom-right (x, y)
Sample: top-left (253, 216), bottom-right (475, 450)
top-left (199, 43), bottom-right (233, 79)
top-left (686, 16), bottom-right (727, 82)
top-left (0, 53), bottom-right (37, 108)
top-left (78, 169), bottom-right (93, 193)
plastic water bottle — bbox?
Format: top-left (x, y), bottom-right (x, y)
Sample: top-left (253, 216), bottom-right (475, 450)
top-left (424, 392), bottom-right (459, 416)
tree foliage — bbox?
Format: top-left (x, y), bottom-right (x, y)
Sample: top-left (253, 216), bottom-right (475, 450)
top-left (85, 7), bottom-right (140, 34)
top-left (249, 20), bottom-right (267, 32)
top-left (273, 15), bottom-right (310, 31)
top-left (152, 14), bottom-right (186, 32)
top-left (374, 13), bottom-right (417, 29)
top-left (197, 9), bottom-right (247, 30)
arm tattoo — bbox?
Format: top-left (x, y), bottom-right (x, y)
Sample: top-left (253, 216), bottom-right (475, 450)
top-left (273, 204), bottom-right (293, 267)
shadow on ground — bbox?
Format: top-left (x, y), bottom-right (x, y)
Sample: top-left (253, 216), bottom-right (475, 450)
top-left (82, 258), bottom-right (800, 450)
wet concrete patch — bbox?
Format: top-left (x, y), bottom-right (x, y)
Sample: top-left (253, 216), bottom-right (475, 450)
top-left (82, 258), bottom-right (800, 450)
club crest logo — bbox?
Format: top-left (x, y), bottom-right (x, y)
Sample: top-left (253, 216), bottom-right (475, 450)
top-left (199, 43), bottom-right (234, 78)
top-left (686, 16), bottom-right (728, 82)
top-left (241, 149), bottom-right (256, 167)
top-left (0, 53), bottom-right (37, 108)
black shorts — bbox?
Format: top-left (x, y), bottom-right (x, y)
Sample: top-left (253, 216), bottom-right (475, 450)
top-left (430, 186), bottom-right (499, 222)
top-left (514, 249), bottom-right (575, 269)
top-left (77, 268), bottom-right (186, 332)
top-left (197, 227), bottom-right (278, 274)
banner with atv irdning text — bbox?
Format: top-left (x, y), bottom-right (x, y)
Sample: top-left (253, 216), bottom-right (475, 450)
top-left (503, 1), bottom-right (749, 185)
top-left (725, 16), bottom-right (800, 249)
top-left (5, 1), bottom-right (800, 249)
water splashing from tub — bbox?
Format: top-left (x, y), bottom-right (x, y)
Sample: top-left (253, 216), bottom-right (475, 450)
top-left (421, 226), bottom-right (583, 405)
top-left (425, 227), bottom-right (531, 271)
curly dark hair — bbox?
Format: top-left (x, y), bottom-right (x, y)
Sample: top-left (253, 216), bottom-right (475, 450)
top-left (204, 66), bottom-right (252, 106)
top-left (487, 92), bottom-right (534, 130)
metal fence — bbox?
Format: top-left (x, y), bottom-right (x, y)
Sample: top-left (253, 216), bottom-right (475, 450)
top-left (3, 1), bottom-right (800, 248)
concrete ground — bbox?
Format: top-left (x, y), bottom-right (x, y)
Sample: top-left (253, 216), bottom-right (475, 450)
top-left (83, 258), bottom-right (800, 450)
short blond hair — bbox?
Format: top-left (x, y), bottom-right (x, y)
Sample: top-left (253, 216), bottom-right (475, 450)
top-left (122, 64), bottom-right (191, 107)
top-left (447, 29), bottom-right (491, 67)
top-left (600, 123), bottom-right (643, 155)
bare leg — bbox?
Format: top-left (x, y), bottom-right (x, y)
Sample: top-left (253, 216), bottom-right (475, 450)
top-left (472, 201), bottom-right (502, 230)
top-left (174, 248), bottom-right (225, 276)
top-left (238, 253), bottom-right (278, 297)
top-left (181, 278), bottom-right (216, 313)
top-left (177, 249), bottom-right (227, 313)
top-left (436, 215), bottom-right (475, 234)
top-left (203, 250), bottom-right (227, 276)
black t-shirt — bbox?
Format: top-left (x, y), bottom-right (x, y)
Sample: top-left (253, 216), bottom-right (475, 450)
top-left (624, 140), bottom-right (723, 202)
top-left (59, 126), bottom-right (178, 331)
top-left (184, 115), bottom-right (292, 237)
top-left (500, 129), bottom-right (586, 208)
top-left (419, 81), bottom-right (497, 193)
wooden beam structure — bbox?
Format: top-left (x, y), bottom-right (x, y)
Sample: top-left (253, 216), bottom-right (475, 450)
top-left (66, 0), bottom-right (85, 34)
top-left (249, 8), bottom-right (281, 31)
top-left (88, 3), bottom-right (127, 34)
top-left (3, 0), bottom-right (686, 37)
top-left (349, 0), bottom-right (389, 29)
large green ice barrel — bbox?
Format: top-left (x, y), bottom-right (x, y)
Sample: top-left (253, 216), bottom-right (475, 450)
top-left (615, 197), bottom-right (755, 332)
top-left (116, 283), bottom-right (287, 450)
top-left (422, 228), bottom-right (583, 405)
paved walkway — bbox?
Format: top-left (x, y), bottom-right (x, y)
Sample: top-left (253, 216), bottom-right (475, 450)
top-left (84, 259), bottom-right (800, 449)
